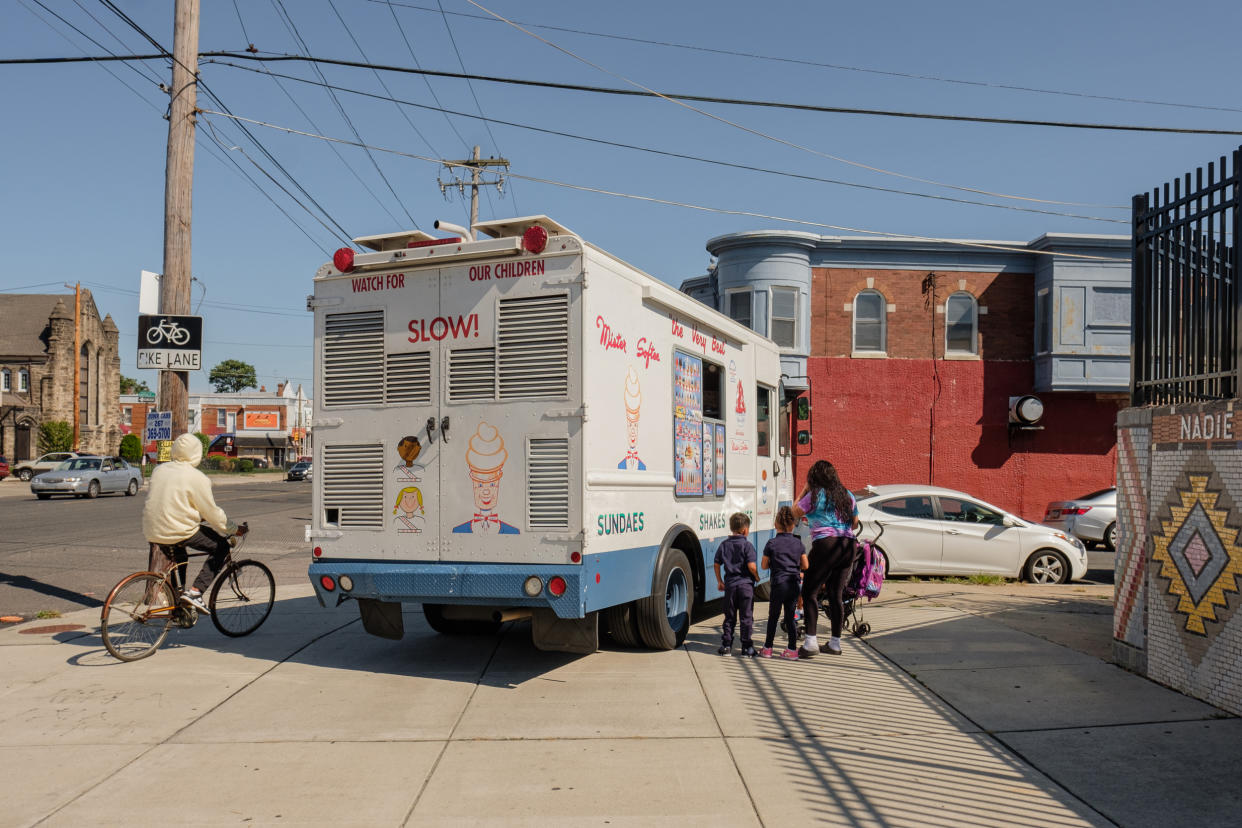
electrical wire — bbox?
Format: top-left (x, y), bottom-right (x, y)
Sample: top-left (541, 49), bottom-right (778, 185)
top-left (370, 0), bottom-right (1242, 117)
top-left (381, 0), bottom-right (471, 151)
top-left (198, 108), bottom-right (1132, 262)
top-left (209, 59), bottom-right (1125, 224)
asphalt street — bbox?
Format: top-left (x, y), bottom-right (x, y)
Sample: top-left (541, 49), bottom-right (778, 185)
top-left (0, 476), bottom-right (312, 619)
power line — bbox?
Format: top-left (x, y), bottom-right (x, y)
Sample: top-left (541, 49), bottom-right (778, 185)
top-left (368, 0), bottom-right (1242, 117)
top-left (210, 59), bottom-right (1125, 223)
top-left (380, 0), bottom-right (471, 152)
top-left (199, 108), bottom-right (1131, 262)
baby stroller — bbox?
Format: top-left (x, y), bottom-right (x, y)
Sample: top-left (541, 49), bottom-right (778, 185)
top-left (800, 522), bottom-right (885, 639)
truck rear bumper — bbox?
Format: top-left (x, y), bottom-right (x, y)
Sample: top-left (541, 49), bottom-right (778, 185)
top-left (308, 560), bottom-right (584, 619)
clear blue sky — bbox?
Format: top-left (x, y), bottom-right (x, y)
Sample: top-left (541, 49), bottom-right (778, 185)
top-left (3, 0), bottom-right (1239, 394)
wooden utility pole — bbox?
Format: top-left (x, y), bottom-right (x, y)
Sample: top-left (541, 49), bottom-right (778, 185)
top-left (159, 0), bottom-right (199, 437)
top-left (71, 282), bottom-right (80, 450)
top-left (441, 146), bottom-right (508, 230)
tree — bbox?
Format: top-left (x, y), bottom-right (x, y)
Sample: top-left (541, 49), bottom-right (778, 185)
top-left (208, 359), bottom-right (257, 393)
top-left (119, 434), bottom-right (142, 462)
top-left (119, 375), bottom-right (150, 394)
top-left (193, 432), bottom-right (211, 455)
top-left (38, 421), bottom-right (73, 453)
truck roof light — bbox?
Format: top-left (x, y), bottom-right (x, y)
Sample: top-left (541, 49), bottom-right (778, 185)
top-left (408, 236), bottom-right (462, 249)
top-left (548, 576), bottom-right (567, 597)
top-left (522, 225), bottom-right (548, 254)
top-left (333, 248), bottom-right (355, 273)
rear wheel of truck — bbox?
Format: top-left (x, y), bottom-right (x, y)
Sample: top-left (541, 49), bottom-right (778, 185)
top-left (422, 603), bottom-right (502, 636)
top-left (605, 601), bottom-right (642, 648)
top-left (637, 549), bottom-right (693, 650)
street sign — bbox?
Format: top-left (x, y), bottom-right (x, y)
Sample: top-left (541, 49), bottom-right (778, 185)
top-left (145, 411), bottom-right (173, 442)
top-left (137, 314), bottom-right (203, 370)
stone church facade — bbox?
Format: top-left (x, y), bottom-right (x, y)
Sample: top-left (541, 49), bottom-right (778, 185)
top-left (0, 290), bottom-right (121, 461)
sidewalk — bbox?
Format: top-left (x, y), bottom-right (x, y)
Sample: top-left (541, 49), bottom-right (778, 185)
top-left (0, 581), bottom-right (1237, 826)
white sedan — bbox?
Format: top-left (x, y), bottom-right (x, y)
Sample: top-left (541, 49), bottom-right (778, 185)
top-left (856, 484), bottom-right (1088, 584)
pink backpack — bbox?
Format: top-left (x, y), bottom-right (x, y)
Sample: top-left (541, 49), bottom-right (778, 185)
top-left (846, 539), bottom-right (886, 601)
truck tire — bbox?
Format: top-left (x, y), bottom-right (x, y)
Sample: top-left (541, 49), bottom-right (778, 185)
top-left (422, 603), bottom-right (502, 636)
top-left (605, 602), bottom-right (642, 648)
top-left (636, 549), bottom-right (693, 650)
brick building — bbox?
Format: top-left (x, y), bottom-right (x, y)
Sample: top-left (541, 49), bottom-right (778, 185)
top-left (0, 290), bottom-right (121, 461)
top-left (189, 381), bottom-right (312, 465)
top-left (682, 231), bottom-right (1130, 522)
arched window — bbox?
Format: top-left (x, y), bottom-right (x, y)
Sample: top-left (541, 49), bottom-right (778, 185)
top-left (18, 369), bottom-right (29, 393)
top-left (95, 346), bottom-right (103, 424)
top-left (79, 343), bottom-right (90, 426)
top-left (945, 292), bottom-right (978, 355)
top-left (1, 369), bottom-right (10, 392)
top-left (852, 290), bottom-right (886, 353)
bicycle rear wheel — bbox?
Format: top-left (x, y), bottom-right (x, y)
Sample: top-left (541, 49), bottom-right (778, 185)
top-left (101, 573), bottom-right (176, 661)
top-left (209, 560), bottom-right (275, 637)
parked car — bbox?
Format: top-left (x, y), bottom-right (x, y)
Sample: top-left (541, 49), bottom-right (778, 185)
top-left (239, 456), bottom-right (270, 469)
top-left (0, 455), bottom-right (9, 480)
top-left (1043, 487), bottom-right (1118, 551)
top-left (30, 456), bottom-right (143, 499)
top-left (13, 451), bottom-right (96, 482)
top-left (286, 461), bottom-right (312, 481)
top-left (855, 484), bottom-right (1088, 584)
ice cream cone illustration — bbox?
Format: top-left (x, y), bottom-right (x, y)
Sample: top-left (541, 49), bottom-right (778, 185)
top-left (453, 422), bottom-right (519, 534)
top-left (618, 366), bottom-right (646, 470)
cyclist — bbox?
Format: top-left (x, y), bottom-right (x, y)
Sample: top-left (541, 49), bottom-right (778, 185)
top-left (142, 433), bottom-right (246, 612)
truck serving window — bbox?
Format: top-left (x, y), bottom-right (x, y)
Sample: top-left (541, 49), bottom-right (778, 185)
top-left (756, 385), bottom-right (772, 458)
top-left (674, 351), bottom-right (726, 499)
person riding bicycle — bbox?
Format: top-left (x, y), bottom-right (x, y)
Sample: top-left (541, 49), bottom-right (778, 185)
top-left (142, 433), bottom-right (246, 613)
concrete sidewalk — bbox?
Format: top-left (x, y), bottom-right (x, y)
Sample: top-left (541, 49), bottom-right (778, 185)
top-left (0, 582), bottom-right (1236, 826)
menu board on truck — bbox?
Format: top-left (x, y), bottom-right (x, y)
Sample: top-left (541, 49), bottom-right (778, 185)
top-left (674, 415), bottom-right (703, 497)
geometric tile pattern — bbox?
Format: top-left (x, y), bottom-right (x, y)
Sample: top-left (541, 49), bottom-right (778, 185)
top-left (1113, 425), bottom-right (1149, 644)
top-left (1152, 475), bottom-right (1242, 637)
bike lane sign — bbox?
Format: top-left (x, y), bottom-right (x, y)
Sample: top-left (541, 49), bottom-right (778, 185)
top-left (137, 314), bottom-right (203, 370)
top-left (145, 411), bottom-right (173, 442)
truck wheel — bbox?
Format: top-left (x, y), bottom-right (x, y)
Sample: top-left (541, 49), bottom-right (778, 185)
top-left (422, 603), bottom-right (502, 636)
top-left (605, 602), bottom-right (642, 648)
top-left (636, 549), bottom-right (693, 650)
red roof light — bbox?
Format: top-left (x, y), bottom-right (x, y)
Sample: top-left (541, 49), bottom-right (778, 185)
top-left (333, 248), bottom-right (355, 273)
top-left (522, 225), bottom-right (548, 254)
top-left (408, 236), bottom-right (463, 249)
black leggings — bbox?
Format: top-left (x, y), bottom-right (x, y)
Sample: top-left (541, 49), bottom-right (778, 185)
top-left (763, 575), bottom-right (800, 650)
top-left (800, 535), bottom-right (859, 639)
top-left (161, 526), bottom-right (231, 594)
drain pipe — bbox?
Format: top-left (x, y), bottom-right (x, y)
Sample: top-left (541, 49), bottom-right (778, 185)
top-left (434, 219), bottom-right (473, 242)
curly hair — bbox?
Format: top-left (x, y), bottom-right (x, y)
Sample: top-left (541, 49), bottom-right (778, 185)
top-left (805, 460), bottom-right (852, 524)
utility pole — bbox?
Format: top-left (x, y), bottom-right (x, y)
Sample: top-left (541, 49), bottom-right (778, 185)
top-left (67, 282), bottom-right (80, 450)
top-left (439, 146), bottom-right (508, 231)
top-left (159, 0), bottom-right (199, 437)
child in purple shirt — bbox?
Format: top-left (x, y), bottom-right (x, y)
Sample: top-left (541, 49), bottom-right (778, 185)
top-left (759, 506), bottom-right (809, 659)
top-left (714, 512), bottom-right (759, 656)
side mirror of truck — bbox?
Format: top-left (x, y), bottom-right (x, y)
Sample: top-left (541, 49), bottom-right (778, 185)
top-left (797, 430), bottom-right (810, 446)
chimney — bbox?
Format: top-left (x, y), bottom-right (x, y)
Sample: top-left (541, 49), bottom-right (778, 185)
top-left (276, 381), bottom-right (285, 395)
top-left (259, 385), bottom-right (266, 392)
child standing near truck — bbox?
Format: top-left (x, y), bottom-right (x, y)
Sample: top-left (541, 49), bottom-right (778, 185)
top-left (759, 506), bottom-right (809, 659)
top-left (714, 513), bottom-right (759, 656)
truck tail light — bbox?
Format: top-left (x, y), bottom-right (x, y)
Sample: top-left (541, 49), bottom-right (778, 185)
top-left (523, 576), bottom-right (543, 597)
top-left (548, 576), bottom-right (567, 597)
top-left (320, 575), bottom-right (336, 592)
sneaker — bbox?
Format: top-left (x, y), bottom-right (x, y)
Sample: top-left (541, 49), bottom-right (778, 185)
top-left (717, 645), bottom-right (731, 656)
top-left (759, 647), bottom-right (774, 658)
top-left (181, 590), bottom-right (210, 614)
top-left (797, 646), bottom-right (816, 659)
top-left (781, 649), bottom-right (799, 660)
top-left (741, 646), bottom-right (758, 658)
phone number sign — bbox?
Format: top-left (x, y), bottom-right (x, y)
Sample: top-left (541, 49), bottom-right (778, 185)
top-left (137, 314), bottom-right (203, 370)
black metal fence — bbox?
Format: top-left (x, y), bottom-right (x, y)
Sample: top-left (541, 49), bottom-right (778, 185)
top-left (1132, 147), bottom-right (1242, 405)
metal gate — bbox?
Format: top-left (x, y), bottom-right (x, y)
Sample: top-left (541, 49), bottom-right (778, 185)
top-left (1131, 146), bottom-right (1241, 405)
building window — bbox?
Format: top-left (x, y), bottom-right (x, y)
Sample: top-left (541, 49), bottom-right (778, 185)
top-left (79, 344), bottom-right (90, 426)
top-left (946, 292), bottom-right (978, 355)
top-left (217, 408), bottom-right (228, 428)
top-left (1035, 288), bottom-right (1050, 353)
top-left (727, 289), bottom-right (752, 330)
top-left (1, 369), bottom-right (9, 392)
top-left (122, 406), bottom-right (133, 426)
top-left (853, 290), bottom-right (886, 353)
top-left (770, 287), bottom-right (798, 349)
top-left (18, 369), bottom-right (28, 392)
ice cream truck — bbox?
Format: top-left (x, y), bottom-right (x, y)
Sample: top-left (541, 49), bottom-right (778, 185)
top-left (306, 216), bottom-right (795, 653)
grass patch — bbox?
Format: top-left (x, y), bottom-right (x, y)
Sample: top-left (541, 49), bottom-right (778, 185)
top-left (901, 574), bottom-right (1011, 585)
top-left (35, 609), bottom-right (62, 619)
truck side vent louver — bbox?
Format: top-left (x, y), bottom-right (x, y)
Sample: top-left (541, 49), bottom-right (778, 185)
top-left (323, 311), bottom-right (384, 407)
top-left (323, 444), bottom-right (385, 529)
top-left (386, 351), bottom-right (432, 404)
top-left (448, 347), bottom-right (496, 401)
top-left (527, 438), bottom-right (570, 530)
top-left (498, 294), bottom-right (569, 399)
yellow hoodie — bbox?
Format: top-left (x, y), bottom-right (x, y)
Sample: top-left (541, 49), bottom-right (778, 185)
top-left (142, 433), bottom-right (236, 544)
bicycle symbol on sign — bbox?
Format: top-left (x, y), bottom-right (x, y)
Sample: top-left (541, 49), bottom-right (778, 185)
top-left (146, 318), bottom-right (192, 346)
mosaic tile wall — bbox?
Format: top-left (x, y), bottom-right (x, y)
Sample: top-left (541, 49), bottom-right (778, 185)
top-left (1114, 408), bottom-right (1150, 672)
top-left (1120, 401), bottom-right (1242, 714)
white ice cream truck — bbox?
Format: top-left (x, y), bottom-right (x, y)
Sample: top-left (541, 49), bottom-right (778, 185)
top-left (307, 216), bottom-right (795, 653)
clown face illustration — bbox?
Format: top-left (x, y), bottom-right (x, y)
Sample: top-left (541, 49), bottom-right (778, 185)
top-left (618, 366), bottom-right (646, 470)
top-left (453, 422), bottom-right (520, 535)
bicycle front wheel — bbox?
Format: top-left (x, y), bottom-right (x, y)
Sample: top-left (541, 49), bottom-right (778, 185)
top-left (101, 573), bottom-right (175, 661)
top-left (209, 560), bottom-right (275, 637)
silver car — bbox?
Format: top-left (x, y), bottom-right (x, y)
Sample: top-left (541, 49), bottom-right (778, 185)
top-left (856, 484), bottom-right (1088, 584)
top-left (12, 451), bottom-right (95, 482)
top-left (31, 456), bottom-right (143, 499)
top-left (1043, 488), bottom-right (1118, 550)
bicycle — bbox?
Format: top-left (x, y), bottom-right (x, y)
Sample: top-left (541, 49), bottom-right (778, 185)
top-left (100, 523), bottom-right (275, 661)
top-left (145, 318), bottom-right (191, 346)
